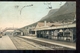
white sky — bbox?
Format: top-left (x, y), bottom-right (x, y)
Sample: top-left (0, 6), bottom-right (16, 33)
top-left (0, 1), bottom-right (66, 30)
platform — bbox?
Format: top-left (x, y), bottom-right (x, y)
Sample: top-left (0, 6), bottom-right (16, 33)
top-left (19, 36), bottom-right (76, 50)
top-left (0, 35), bottom-right (17, 50)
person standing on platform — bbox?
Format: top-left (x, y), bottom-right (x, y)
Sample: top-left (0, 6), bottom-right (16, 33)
top-left (54, 30), bottom-right (59, 40)
top-left (59, 29), bottom-right (63, 40)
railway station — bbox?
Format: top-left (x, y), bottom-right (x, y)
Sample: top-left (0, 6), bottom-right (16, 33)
top-left (0, 1), bottom-right (76, 50)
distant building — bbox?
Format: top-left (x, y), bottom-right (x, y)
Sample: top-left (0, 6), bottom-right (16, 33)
top-left (20, 21), bottom-right (64, 36)
top-left (27, 21), bottom-right (63, 36)
top-left (13, 29), bottom-right (24, 36)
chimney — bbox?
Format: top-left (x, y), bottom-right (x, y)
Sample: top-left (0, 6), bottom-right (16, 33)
top-left (44, 21), bottom-right (47, 26)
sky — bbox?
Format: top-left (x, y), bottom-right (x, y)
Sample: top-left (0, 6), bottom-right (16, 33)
top-left (0, 1), bottom-right (66, 30)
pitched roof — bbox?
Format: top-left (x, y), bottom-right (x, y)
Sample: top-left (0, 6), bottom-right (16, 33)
top-left (36, 22), bottom-right (63, 28)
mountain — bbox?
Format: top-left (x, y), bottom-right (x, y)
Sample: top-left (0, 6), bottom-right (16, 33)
top-left (41, 9), bottom-right (58, 20)
top-left (20, 2), bottom-right (76, 30)
top-left (40, 1), bottom-right (76, 23)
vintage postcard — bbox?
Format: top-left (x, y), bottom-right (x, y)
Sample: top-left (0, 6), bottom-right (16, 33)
top-left (0, 1), bottom-right (76, 50)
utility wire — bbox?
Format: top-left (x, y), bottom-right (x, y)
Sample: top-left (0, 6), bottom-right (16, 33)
top-left (20, 4), bottom-right (33, 15)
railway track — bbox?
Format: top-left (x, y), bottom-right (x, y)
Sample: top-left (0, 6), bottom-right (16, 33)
top-left (9, 35), bottom-right (75, 50)
top-left (9, 35), bottom-right (54, 50)
top-left (18, 36), bottom-right (75, 50)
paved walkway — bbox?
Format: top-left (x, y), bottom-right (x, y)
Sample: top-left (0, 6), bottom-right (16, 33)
top-left (19, 36), bottom-right (76, 49)
top-left (0, 35), bottom-right (17, 50)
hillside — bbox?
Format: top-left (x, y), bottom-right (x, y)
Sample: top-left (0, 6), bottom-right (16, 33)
top-left (40, 1), bottom-right (76, 23)
top-left (20, 1), bottom-right (76, 30)
top-left (41, 9), bottom-right (58, 20)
